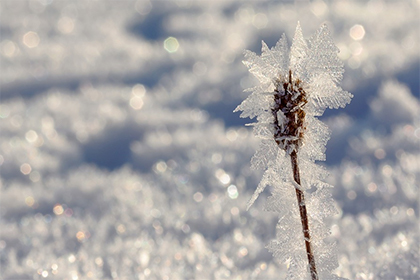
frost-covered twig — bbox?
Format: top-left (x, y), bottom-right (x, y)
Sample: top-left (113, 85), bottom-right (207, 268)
top-left (291, 150), bottom-right (317, 279)
top-left (236, 23), bottom-right (352, 279)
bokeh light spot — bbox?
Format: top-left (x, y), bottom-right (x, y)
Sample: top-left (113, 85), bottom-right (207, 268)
top-left (71, 272), bottom-right (79, 280)
top-left (235, 5), bottom-right (254, 24)
top-left (226, 129), bottom-right (238, 142)
top-left (135, 0), bottom-right (152, 15)
top-left (25, 130), bottom-right (38, 143)
top-left (227, 185), bottom-right (238, 199)
top-left (23, 31), bottom-right (40, 48)
top-left (29, 171), bottom-right (41, 182)
top-left (132, 84), bottom-right (146, 97)
top-left (150, 208), bottom-right (161, 218)
top-left (252, 13), bottom-right (268, 29)
top-left (11, 115), bottom-right (23, 128)
top-left (234, 230), bottom-right (243, 241)
top-left (20, 163), bottom-right (32, 175)
top-left (311, 0), bottom-right (328, 17)
top-left (230, 207), bottom-right (239, 216)
top-left (95, 257), bottom-right (103, 266)
top-left (0, 105), bottom-right (10, 118)
top-left (215, 168), bottom-right (231, 185)
top-left (76, 231), bottom-right (90, 242)
top-left (238, 246), bottom-right (248, 257)
top-left (348, 56), bottom-right (361, 69)
top-left (116, 224), bottom-right (126, 234)
top-left (164, 37), bottom-right (179, 53)
top-left (68, 254), bottom-right (76, 263)
top-left (181, 224), bottom-right (190, 233)
top-left (76, 231), bottom-right (85, 241)
top-left (53, 204), bottom-right (64, 215)
top-left (25, 196), bottom-right (35, 207)
top-left (129, 96), bottom-right (144, 110)
top-left (367, 182), bottom-right (377, 193)
top-left (57, 17), bottom-right (75, 34)
top-left (260, 262), bottom-right (267, 270)
top-left (347, 190), bottom-right (357, 200)
top-left (390, 206), bottom-right (398, 215)
top-left (221, 174), bottom-right (230, 184)
top-left (1, 40), bottom-right (17, 57)
top-left (153, 220), bottom-right (163, 234)
top-left (350, 42), bottom-right (363, 56)
top-left (65, 208), bottom-right (74, 217)
top-left (382, 165), bottom-right (393, 177)
top-left (374, 148), bottom-right (386, 159)
top-left (155, 161), bottom-right (167, 173)
top-left (406, 208), bottom-right (414, 216)
top-left (337, 43), bottom-right (351, 60)
top-left (211, 153), bottom-right (222, 164)
top-left (350, 24), bottom-right (365, 40)
top-left (209, 193), bottom-right (217, 203)
top-left (414, 128), bottom-right (420, 139)
top-left (174, 252), bottom-right (182, 261)
top-left (193, 61), bottom-right (207, 76)
top-left (193, 192), bottom-right (203, 202)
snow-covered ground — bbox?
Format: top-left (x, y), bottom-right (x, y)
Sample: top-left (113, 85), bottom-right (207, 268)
top-left (0, 0), bottom-right (419, 279)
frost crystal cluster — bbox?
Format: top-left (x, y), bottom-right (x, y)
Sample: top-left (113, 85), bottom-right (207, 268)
top-left (235, 23), bottom-right (352, 279)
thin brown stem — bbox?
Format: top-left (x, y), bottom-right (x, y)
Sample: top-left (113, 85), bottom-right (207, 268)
top-left (291, 150), bottom-right (318, 280)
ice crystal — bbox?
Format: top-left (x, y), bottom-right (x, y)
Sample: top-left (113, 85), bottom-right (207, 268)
top-left (235, 23), bottom-right (352, 279)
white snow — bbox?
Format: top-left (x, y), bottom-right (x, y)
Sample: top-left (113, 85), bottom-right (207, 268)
top-left (0, 0), bottom-right (418, 279)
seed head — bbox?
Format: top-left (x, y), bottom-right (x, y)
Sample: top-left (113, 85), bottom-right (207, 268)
top-left (273, 70), bottom-right (307, 154)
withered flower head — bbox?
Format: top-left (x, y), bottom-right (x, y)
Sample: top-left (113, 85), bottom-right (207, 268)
top-left (236, 22), bottom-right (352, 169)
top-left (273, 70), bottom-right (307, 154)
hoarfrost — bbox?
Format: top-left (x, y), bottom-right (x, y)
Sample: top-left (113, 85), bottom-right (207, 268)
top-left (236, 23), bottom-right (353, 279)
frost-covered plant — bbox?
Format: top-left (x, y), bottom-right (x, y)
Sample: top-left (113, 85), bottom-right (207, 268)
top-left (235, 23), bottom-right (352, 279)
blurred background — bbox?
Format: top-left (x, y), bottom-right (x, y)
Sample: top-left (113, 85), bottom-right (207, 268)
top-left (0, 0), bottom-right (419, 279)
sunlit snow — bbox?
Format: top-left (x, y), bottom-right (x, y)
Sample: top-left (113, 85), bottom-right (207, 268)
top-left (0, 1), bottom-right (419, 279)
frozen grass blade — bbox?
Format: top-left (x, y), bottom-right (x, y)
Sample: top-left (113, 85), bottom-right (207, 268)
top-left (236, 23), bottom-right (352, 279)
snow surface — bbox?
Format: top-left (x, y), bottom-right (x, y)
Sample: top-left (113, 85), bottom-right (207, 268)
top-left (0, 0), bottom-right (419, 279)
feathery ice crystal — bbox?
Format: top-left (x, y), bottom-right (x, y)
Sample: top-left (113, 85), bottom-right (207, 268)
top-left (235, 23), bottom-right (352, 279)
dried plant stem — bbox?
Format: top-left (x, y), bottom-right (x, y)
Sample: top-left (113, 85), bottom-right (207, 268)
top-left (291, 150), bottom-right (318, 280)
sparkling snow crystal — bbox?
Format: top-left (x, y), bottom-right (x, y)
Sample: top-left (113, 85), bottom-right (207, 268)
top-left (235, 23), bottom-right (352, 279)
